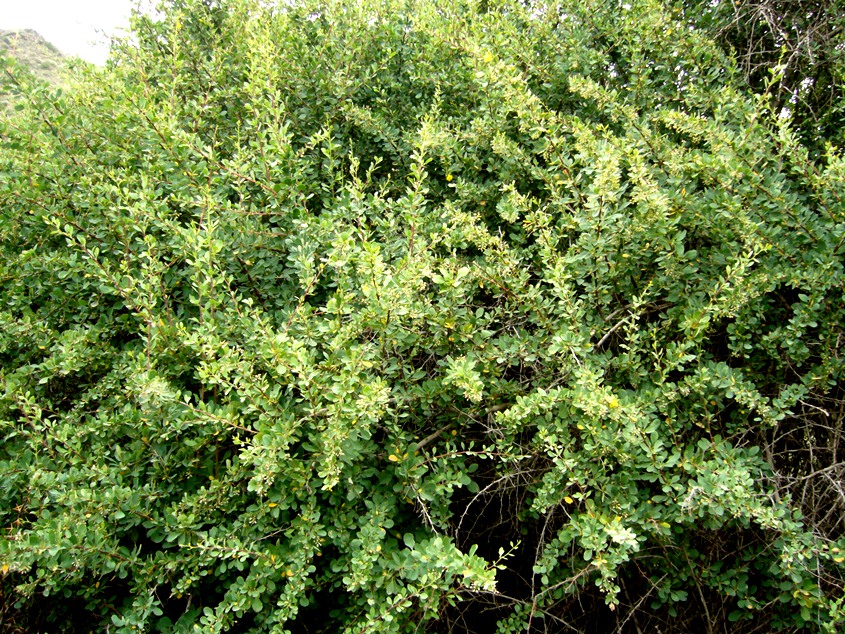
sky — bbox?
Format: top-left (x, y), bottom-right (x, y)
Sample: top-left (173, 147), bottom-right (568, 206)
top-left (1, 0), bottom-right (156, 65)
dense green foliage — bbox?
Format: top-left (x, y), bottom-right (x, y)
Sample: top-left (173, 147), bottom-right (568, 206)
top-left (2, 0), bottom-right (845, 631)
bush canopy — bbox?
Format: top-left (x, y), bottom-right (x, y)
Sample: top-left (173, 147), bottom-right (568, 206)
top-left (2, 0), bottom-right (845, 631)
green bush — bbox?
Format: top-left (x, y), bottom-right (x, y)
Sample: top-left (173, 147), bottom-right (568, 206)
top-left (2, 0), bottom-right (845, 631)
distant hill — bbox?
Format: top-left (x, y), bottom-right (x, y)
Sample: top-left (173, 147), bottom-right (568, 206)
top-left (1, 29), bottom-right (66, 112)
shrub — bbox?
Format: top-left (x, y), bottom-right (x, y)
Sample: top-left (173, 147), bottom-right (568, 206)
top-left (1, 0), bottom-right (844, 631)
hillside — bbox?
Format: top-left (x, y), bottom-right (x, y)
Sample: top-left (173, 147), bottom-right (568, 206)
top-left (0, 29), bottom-right (65, 110)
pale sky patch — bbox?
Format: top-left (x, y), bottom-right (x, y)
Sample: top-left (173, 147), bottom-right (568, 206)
top-left (1, 0), bottom-right (156, 65)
